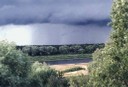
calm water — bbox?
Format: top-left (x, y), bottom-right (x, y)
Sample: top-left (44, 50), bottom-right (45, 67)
top-left (0, 24), bottom-right (111, 45)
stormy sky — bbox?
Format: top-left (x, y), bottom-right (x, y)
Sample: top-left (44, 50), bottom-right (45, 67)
top-left (0, 0), bottom-right (112, 25)
top-left (0, 0), bottom-right (112, 45)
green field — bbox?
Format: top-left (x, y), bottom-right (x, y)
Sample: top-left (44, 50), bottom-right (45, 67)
top-left (30, 54), bottom-right (92, 62)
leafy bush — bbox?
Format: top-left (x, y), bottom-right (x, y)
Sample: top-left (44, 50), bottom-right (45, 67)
top-left (46, 75), bottom-right (69, 87)
top-left (62, 67), bottom-right (85, 73)
top-left (68, 75), bottom-right (88, 87)
top-left (88, 0), bottom-right (128, 86)
top-left (29, 62), bottom-right (69, 87)
top-left (0, 41), bottom-right (69, 87)
top-left (0, 40), bottom-right (31, 87)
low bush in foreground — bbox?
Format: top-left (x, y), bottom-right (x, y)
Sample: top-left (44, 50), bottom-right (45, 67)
top-left (88, 0), bottom-right (128, 86)
top-left (68, 75), bottom-right (88, 87)
top-left (0, 41), bottom-right (69, 87)
top-left (29, 62), bottom-right (69, 87)
top-left (0, 40), bottom-right (91, 87)
top-left (0, 41), bottom-right (31, 87)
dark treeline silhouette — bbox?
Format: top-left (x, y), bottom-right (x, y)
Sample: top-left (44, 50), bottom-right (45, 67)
top-left (17, 44), bottom-right (104, 56)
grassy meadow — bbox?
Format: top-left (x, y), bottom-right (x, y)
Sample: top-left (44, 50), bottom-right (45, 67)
top-left (30, 54), bottom-right (92, 62)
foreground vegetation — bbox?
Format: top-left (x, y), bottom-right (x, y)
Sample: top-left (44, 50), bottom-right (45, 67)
top-left (88, 0), bottom-right (128, 86)
top-left (0, 41), bottom-right (69, 87)
top-left (68, 75), bottom-right (88, 87)
top-left (0, 40), bottom-right (90, 87)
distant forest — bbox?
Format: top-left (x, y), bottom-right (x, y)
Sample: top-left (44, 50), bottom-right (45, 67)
top-left (17, 44), bottom-right (105, 56)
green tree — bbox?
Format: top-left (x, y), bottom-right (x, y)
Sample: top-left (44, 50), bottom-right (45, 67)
top-left (31, 46), bottom-right (39, 56)
top-left (39, 46), bottom-right (47, 55)
top-left (59, 45), bottom-right (70, 54)
top-left (84, 45), bottom-right (96, 53)
top-left (88, 0), bottom-right (128, 87)
top-left (29, 62), bottom-right (69, 87)
top-left (69, 75), bottom-right (88, 87)
top-left (22, 46), bottom-right (31, 55)
top-left (0, 41), bottom-right (31, 87)
top-left (0, 41), bottom-right (69, 87)
top-left (70, 45), bottom-right (82, 54)
top-left (46, 46), bottom-right (57, 55)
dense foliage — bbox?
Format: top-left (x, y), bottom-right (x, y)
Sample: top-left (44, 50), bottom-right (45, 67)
top-left (0, 41), bottom-right (31, 87)
top-left (88, 0), bottom-right (128, 86)
top-left (29, 62), bottom-right (69, 87)
top-left (18, 44), bottom-right (104, 56)
top-left (68, 75), bottom-right (88, 87)
top-left (0, 41), bottom-right (69, 87)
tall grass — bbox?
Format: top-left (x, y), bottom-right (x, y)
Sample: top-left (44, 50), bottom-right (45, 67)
top-left (30, 54), bottom-right (92, 62)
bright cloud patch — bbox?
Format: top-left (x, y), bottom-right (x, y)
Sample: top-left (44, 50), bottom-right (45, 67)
top-left (0, 25), bottom-right (32, 45)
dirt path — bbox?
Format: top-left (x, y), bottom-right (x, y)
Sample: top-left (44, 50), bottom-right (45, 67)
top-left (50, 63), bottom-right (89, 77)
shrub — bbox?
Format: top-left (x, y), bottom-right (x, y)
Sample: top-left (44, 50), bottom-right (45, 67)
top-left (0, 40), bottom-right (31, 87)
top-left (46, 75), bottom-right (69, 87)
top-left (69, 75), bottom-right (88, 87)
top-left (88, 0), bottom-right (128, 86)
top-left (29, 62), bottom-right (69, 87)
top-left (0, 41), bottom-right (69, 87)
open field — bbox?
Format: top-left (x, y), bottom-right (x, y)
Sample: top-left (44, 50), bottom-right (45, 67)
top-left (30, 54), bottom-right (91, 77)
top-left (30, 54), bottom-right (92, 62)
top-left (50, 63), bottom-right (89, 77)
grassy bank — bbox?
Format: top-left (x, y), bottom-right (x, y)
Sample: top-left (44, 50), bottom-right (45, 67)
top-left (30, 54), bottom-right (92, 62)
top-left (62, 66), bottom-right (85, 73)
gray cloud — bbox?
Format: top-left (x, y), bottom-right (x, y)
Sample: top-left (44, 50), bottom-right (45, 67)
top-left (0, 24), bottom-right (111, 45)
top-left (0, 0), bottom-right (112, 25)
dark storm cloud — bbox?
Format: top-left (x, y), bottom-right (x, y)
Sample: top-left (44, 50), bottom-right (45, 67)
top-left (0, 0), bottom-right (112, 26)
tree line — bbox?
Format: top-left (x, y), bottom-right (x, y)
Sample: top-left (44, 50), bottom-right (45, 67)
top-left (17, 44), bottom-right (104, 56)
